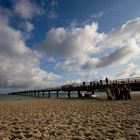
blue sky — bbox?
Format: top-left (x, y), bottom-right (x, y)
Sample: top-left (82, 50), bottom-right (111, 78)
top-left (0, 0), bottom-right (140, 93)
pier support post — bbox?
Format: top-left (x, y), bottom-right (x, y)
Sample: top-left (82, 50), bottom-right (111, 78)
top-left (78, 90), bottom-right (81, 98)
top-left (42, 91), bottom-right (44, 97)
top-left (68, 91), bottom-right (70, 98)
top-left (56, 91), bottom-right (59, 98)
top-left (38, 92), bottom-right (39, 97)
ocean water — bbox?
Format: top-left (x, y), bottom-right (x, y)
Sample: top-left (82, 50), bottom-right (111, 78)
top-left (0, 94), bottom-right (38, 101)
top-left (0, 91), bottom-right (139, 101)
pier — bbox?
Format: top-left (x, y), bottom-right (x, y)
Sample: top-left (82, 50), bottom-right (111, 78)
top-left (9, 77), bottom-right (140, 98)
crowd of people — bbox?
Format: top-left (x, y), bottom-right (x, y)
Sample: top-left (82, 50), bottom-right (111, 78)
top-left (106, 85), bottom-right (131, 100)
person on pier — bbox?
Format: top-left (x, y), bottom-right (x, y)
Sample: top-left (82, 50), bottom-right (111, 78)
top-left (114, 85), bottom-right (120, 100)
top-left (119, 87), bottom-right (124, 100)
top-left (105, 77), bottom-right (109, 85)
top-left (123, 85), bottom-right (131, 100)
top-left (106, 87), bottom-right (113, 100)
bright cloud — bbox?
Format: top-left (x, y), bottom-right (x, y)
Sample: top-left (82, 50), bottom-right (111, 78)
top-left (0, 14), bottom-right (60, 93)
top-left (1, 0), bottom-right (140, 94)
top-left (38, 22), bottom-right (104, 59)
top-left (82, 39), bottom-right (140, 69)
top-left (14, 0), bottom-right (43, 19)
top-left (37, 18), bottom-right (140, 75)
top-left (114, 63), bottom-right (140, 79)
top-left (23, 21), bottom-right (34, 33)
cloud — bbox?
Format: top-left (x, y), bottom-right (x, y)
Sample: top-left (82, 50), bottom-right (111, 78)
top-left (14, 0), bottom-right (43, 19)
top-left (37, 18), bottom-right (140, 78)
top-left (82, 39), bottom-right (140, 69)
top-left (19, 21), bottom-right (34, 40)
top-left (91, 12), bottom-right (104, 19)
top-left (47, 0), bottom-right (59, 19)
top-left (82, 18), bottom-right (140, 70)
top-left (114, 63), bottom-right (140, 79)
top-left (69, 19), bottom-right (78, 28)
top-left (101, 18), bottom-right (140, 50)
top-left (23, 21), bottom-right (34, 33)
top-left (37, 22), bottom-right (104, 59)
top-left (0, 13), bottom-right (60, 93)
top-left (48, 9), bottom-right (58, 19)
top-left (56, 59), bottom-right (81, 72)
top-left (0, 16), bottom-right (28, 57)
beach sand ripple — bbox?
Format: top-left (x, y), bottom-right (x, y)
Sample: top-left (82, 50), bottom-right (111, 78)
top-left (0, 95), bottom-right (140, 139)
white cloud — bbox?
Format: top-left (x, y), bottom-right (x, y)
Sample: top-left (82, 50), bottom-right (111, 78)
top-left (114, 63), bottom-right (140, 79)
top-left (91, 12), bottom-right (104, 19)
top-left (37, 18), bottom-right (140, 78)
top-left (101, 18), bottom-right (140, 50)
top-left (37, 22), bottom-right (104, 78)
top-left (69, 19), bottom-right (78, 28)
top-left (0, 16), bottom-right (28, 56)
top-left (56, 59), bottom-right (81, 72)
top-left (82, 18), bottom-right (140, 70)
top-left (14, 0), bottom-right (43, 19)
top-left (0, 14), bottom-right (60, 93)
top-left (48, 0), bottom-right (59, 19)
top-left (23, 21), bottom-right (34, 33)
top-left (82, 39), bottom-right (140, 69)
top-left (38, 22), bottom-right (104, 59)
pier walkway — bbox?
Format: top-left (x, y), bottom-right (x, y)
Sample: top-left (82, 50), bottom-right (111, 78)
top-left (9, 77), bottom-right (140, 98)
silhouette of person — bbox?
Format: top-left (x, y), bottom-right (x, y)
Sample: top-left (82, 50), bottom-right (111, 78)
top-left (119, 87), bottom-right (124, 100)
top-left (100, 80), bottom-right (103, 85)
top-left (114, 86), bottom-right (120, 100)
top-left (105, 78), bottom-right (108, 85)
top-left (127, 86), bottom-right (132, 99)
top-left (123, 85), bottom-right (129, 100)
top-left (106, 87), bottom-right (113, 100)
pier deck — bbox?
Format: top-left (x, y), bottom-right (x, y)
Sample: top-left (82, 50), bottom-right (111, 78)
top-left (9, 77), bottom-right (140, 98)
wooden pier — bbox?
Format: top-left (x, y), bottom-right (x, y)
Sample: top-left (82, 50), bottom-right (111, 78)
top-left (8, 77), bottom-right (140, 98)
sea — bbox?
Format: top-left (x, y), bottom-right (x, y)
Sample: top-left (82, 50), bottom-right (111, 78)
top-left (0, 91), bottom-right (139, 101)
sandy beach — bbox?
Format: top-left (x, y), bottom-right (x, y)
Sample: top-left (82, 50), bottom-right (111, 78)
top-left (0, 95), bottom-right (140, 140)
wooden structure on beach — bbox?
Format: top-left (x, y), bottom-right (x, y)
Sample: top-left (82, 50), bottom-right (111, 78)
top-left (8, 77), bottom-right (140, 98)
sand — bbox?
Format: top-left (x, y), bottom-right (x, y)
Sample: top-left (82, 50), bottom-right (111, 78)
top-left (0, 95), bottom-right (140, 140)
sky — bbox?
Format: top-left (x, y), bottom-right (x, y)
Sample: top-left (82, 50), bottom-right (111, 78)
top-left (0, 0), bottom-right (140, 93)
